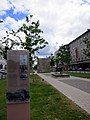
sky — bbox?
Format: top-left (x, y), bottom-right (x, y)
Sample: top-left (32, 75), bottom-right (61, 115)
top-left (0, 0), bottom-right (90, 58)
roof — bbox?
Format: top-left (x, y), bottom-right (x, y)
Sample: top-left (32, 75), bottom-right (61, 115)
top-left (68, 29), bottom-right (90, 45)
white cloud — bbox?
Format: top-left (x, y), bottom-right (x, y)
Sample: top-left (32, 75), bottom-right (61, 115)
top-left (0, 17), bottom-right (26, 48)
top-left (0, 11), bottom-right (6, 16)
top-left (0, 0), bottom-right (90, 56)
top-left (9, 0), bottom-right (32, 14)
top-left (0, 0), bottom-right (9, 11)
top-left (0, 16), bottom-right (26, 31)
top-left (0, 28), bottom-right (7, 39)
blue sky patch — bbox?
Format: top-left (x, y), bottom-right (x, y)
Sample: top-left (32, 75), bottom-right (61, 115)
top-left (0, 8), bottom-right (28, 21)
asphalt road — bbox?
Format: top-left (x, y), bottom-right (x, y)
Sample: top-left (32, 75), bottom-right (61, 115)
top-left (59, 78), bottom-right (90, 94)
top-left (43, 73), bottom-right (90, 94)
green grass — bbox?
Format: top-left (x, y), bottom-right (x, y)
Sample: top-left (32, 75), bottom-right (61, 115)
top-left (0, 75), bottom-right (90, 120)
top-left (65, 72), bottom-right (90, 78)
top-left (30, 74), bottom-right (90, 120)
top-left (0, 79), bottom-right (6, 120)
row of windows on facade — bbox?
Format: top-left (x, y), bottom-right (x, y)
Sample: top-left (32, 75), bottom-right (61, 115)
top-left (72, 56), bottom-right (88, 62)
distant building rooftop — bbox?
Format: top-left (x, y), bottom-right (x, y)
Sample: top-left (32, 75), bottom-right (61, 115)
top-left (68, 29), bottom-right (90, 45)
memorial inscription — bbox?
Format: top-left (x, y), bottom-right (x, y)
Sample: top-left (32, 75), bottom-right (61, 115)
top-left (20, 55), bottom-right (28, 80)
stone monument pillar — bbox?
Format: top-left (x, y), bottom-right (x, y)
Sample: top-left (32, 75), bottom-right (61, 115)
top-left (7, 50), bottom-right (30, 120)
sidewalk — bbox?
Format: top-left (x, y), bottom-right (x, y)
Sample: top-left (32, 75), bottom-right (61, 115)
top-left (37, 73), bottom-right (90, 114)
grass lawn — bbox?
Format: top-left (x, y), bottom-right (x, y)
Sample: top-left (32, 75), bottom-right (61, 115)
top-left (0, 79), bottom-right (6, 120)
top-left (30, 74), bottom-right (90, 120)
top-left (0, 74), bottom-right (90, 120)
top-left (65, 71), bottom-right (90, 78)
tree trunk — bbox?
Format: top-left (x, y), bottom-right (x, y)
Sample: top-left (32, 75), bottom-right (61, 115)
top-left (29, 53), bottom-right (33, 73)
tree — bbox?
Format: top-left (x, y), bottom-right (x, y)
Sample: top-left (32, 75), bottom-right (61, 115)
top-left (83, 37), bottom-right (90, 58)
top-left (49, 54), bottom-right (55, 67)
top-left (54, 54), bottom-right (60, 68)
top-left (0, 30), bottom-right (21, 59)
top-left (0, 15), bottom-right (48, 65)
top-left (55, 45), bottom-right (71, 70)
top-left (17, 15), bottom-right (48, 67)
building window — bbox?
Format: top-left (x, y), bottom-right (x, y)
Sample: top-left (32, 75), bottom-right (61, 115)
top-left (85, 56), bottom-right (87, 60)
top-left (75, 48), bottom-right (79, 61)
top-left (78, 58), bottom-right (80, 61)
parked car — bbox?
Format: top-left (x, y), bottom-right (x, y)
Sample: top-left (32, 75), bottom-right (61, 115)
top-left (85, 68), bottom-right (90, 71)
top-left (0, 69), bottom-right (7, 75)
top-left (78, 68), bottom-right (83, 71)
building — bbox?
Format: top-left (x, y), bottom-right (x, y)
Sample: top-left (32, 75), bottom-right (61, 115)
top-left (68, 29), bottom-right (90, 70)
top-left (55, 29), bottom-right (90, 71)
top-left (37, 58), bottom-right (50, 73)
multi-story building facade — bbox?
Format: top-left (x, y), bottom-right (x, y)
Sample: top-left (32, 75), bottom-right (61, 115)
top-left (68, 29), bottom-right (90, 70)
top-left (55, 29), bottom-right (90, 71)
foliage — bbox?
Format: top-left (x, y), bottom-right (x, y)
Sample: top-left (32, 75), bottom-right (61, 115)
top-left (55, 45), bottom-right (71, 66)
top-left (83, 37), bottom-right (90, 58)
top-left (54, 54), bottom-right (60, 68)
top-left (49, 54), bottom-right (55, 66)
top-left (0, 15), bottom-right (48, 63)
top-left (0, 30), bottom-right (21, 59)
top-left (65, 71), bottom-right (90, 79)
top-left (17, 15), bottom-right (48, 66)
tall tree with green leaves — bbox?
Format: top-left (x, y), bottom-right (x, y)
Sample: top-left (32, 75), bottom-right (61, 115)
top-left (17, 15), bottom-right (48, 67)
top-left (0, 30), bottom-right (21, 59)
top-left (83, 37), bottom-right (90, 58)
top-left (49, 54), bottom-right (55, 67)
top-left (0, 15), bottom-right (48, 66)
top-left (55, 45), bottom-right (71, 68)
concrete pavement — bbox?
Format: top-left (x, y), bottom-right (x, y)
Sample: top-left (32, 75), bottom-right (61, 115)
top-left (37, 73), bottom-right (90, 114)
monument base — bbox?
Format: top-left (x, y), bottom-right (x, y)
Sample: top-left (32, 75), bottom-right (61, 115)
top-left (52, 73), bottom-right (70, 77)
top-left (7, 102), bottom-right (30, 120)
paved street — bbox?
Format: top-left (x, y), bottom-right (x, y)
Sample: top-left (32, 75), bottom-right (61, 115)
top-left (37, 73), bottom-right (90, 114)
top-left (43, 74), bottom-right (90, 94)
top-left (58, 77), bottom-right (90, 94)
